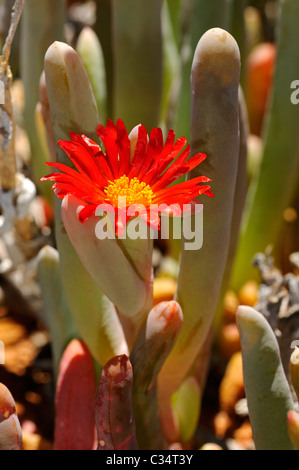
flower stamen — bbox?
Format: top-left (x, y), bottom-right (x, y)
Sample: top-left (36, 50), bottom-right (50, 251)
top-left (104, 175), bottom-right (154, 207)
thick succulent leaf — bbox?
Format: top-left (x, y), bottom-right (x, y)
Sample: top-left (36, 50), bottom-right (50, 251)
top-left (0, 383), bottom-right (22, 450)
top-left (44, 41), bottom-right (128, 364)
top-left (37, 245), bottom-right (78, 380)
top-left (130, 301), bottom-right (183, 449)
top-left (61, 194), bottom-right (152, 345)
top-left (95, 354), bottom-right (138, 450)
top-left (174, 0), bottom-right (233, 139)
top-left (76, 26), bottom-right (107, 123)
top-left (158, 28), bottom-right (240, 440)
top-left (111, 0), bottom-right (163, 130)
top-left (20, 0), bottom-right (65, 199)
top-left (171, 377), bottom-right (201, 443)
top-left (214, 86), bottom-right (249, 335)
top-left (237, 306), bottom-right (294, 450)
top-left (54, 339), bottom-right (96, 450)
top-left (44, 41), bottom-right (100, 149)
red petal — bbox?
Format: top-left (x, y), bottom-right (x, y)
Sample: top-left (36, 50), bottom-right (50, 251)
top-left (78, 204), bottom-right (99, 222)
top-left (204, 189), bottom-right (214, 198)
top-left (138, 127), bottom-right (164, 180)
top-left (51, 180), bottom-right (105, 204)
top-left (153, 177), bottom-right (213, 205)
top-left (151, 144), bottom-right (191, 191)
top-left (159, 129), bottom-right (176, 159)
top-left (96, 155), bottom-right (115, 182)
top-left (58, 140), bottom-right (105, 184)
top-left (96, 120), bottom-right (119, 178)
top-left (43, 162), bottom-right (95, 186)
top-left (154, 175), bottom-right (212, 197)
top-left (116, 119), bottom-right (131, 175)
top-left (72, 133), bottom-right (103, 158)
top-left (43, 163), bottom-right (107, 200)
top-left (158, 136), bottom-right (188, 172)
top-left (185, 152), bottom-right (207, 172)
top-left (128, 125), bottom-right (148, 178)
top-left (143, 134), bottom-right (186, 185)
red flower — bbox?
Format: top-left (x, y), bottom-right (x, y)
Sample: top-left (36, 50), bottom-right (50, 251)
top-left (41, 119), bottom-right (213, 236)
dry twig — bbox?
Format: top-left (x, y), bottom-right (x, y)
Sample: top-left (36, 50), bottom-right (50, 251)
top-left (0, 0), bottom-right (24, 191)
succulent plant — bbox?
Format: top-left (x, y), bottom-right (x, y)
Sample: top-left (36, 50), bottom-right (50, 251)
top-left (237, 305), bottom-right (294, 450)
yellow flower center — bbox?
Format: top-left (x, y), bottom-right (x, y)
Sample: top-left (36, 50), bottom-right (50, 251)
top-left (104, 175), bottom-right (154, 207)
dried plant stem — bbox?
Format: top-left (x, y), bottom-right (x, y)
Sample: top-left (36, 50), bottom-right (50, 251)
top-left (290, 348), bottom-right (299, 402)
top-left (2, 0), bottom-right (24, 64)
top-left (0, 60), bottom-right (15, 191)
top-left (0, 0), bottom-right (24, 191)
